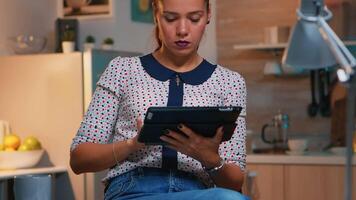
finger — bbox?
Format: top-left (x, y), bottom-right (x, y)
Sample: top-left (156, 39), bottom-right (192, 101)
top-left (136, 118), bottom-right (143, 132)
top-left (177, 124), bottom-right (197, 139)
top-left (160, 134), bottom-right (181, 147)
top-left (213, 126), bottom-right (224, 143)
top-left (166, 130), bottom-right (188, 143)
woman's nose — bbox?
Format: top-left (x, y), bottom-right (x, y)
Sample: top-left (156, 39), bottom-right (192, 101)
top-left (176, 20), bottom-right (189, 37)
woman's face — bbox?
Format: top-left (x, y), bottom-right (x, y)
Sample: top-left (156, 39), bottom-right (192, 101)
top-left (155, 0), bottom-right (210, 57)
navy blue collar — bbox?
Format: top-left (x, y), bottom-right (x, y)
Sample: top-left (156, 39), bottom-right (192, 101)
top-left (140, 54), bottom-right (216, 85)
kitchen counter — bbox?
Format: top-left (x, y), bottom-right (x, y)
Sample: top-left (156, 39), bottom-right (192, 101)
top-left (247, 152), bottom-right (356, 165)
top-left (0, 166), bottom-right (67, 180)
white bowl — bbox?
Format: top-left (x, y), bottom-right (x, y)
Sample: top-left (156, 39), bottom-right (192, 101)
top-left (288, 139), bottom-right (308, 152)
top-left (0, 149), bottom-right (44, 170)
top-left (329, 147), bottom-right (346, 155)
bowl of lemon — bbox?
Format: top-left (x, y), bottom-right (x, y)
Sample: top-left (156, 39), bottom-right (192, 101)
top-left (0, 134), bottom-right (44, 170)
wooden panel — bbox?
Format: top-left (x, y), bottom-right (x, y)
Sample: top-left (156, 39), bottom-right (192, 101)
top-left (215, 0), bottom-right (350, 137)
top-left (218, 0), bottom-right (297, 42)
top-left (217, 0), bottom-right (355, 48)
top-left (244, 164), bottom-right (284, 200)
top-left (220, 58), bottom-right (331, 137)
top-left (284, 165), bottom-right (356, 200)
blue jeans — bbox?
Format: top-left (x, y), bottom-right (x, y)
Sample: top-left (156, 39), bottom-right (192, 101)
top-left (104, 167), bottom-right (248, 200)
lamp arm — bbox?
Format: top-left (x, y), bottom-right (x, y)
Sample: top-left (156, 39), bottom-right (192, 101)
top-left (318, 17), bottom-right (356, 68)
top-left (297, 6), bottom-right (356, 77)
top-left (317, 17), bottom-right (356, 81)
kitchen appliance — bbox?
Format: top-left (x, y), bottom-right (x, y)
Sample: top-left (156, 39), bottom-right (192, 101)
top-left (261, 111), bottom-right (289, 150)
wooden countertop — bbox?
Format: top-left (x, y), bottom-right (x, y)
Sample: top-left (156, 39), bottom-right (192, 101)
top-left (247, 152), bottom-right (356, 165)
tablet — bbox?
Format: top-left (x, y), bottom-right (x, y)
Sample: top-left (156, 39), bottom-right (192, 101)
top-left (138, 106), bottom-right (242, 145)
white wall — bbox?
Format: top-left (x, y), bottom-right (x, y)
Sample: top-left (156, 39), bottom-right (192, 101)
top-left (0, 0), bottom-right (58, 55)
top-left (77, 0), bottom-right (217, 62)
top-left (0, 0), bottom-right (217, 63)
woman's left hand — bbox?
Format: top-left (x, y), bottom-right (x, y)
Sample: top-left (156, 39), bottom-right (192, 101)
top-left (160, 124), bottom-right (223, 168)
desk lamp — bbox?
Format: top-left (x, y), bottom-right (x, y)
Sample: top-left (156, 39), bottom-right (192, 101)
top-left (282, 0), bottom-right (355, 200)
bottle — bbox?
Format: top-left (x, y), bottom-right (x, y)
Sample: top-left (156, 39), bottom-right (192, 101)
top-left (280, 113), bottom-right (289, 149)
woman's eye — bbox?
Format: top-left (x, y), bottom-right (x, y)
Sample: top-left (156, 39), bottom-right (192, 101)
top-left (190, 18), bottom-right (200, 23)
top-left (164, 15), bottom-right (176, 22)
top-left (190, 15), bottom-right (201, 23)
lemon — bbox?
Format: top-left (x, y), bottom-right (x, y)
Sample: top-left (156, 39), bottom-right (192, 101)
top-left (4, 134), bottom-right (21, 150)
top-left (18, 144), bottom-right (32, 151)
top-left (0, 143), bottom-right (4, 151)
top-left (23, 136), bottom-right (42, 150)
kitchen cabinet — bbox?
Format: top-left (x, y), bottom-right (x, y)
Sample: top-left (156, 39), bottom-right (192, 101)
top-left (245, 163), bottom-right (356, 200)
top-left (285, 165), bottom-right (356, 200)
top-left (0, 52), bottom-right (85, 200)
top-left (244, 164), bottom-right (284, 200)
top-left (0, 50), bottom-right (140, 200)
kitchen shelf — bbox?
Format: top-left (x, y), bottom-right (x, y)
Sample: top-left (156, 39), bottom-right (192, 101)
top-left (233, 40), bottom-right (356, 51)
top-left (233, 43), bottom-right (287, 50)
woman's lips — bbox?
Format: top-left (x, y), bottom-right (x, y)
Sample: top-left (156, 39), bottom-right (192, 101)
top-left (175, 41), bottom-right (190, 48)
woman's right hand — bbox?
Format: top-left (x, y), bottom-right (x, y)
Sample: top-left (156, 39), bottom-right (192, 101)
top-left (70, 118), bottom-right (145, 174)
top-left (126, 118), bottom-right (145, 152)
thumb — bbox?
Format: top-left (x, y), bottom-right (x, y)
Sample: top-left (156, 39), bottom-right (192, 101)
top-left (214, 126), bottom-right (224, 143)
top-left (136, 118), bottom-right (143, 132)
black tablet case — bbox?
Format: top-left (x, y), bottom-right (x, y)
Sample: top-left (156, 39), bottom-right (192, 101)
top-left (138, 106), bottom-right (242, 145)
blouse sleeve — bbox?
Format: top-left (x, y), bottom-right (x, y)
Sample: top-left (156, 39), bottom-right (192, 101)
top-left (219, 71), bottom-right (247, 171)
top-left (70, 57), bottom-right (127, 151)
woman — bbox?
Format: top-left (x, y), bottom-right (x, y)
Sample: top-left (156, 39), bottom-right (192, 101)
top-left (70, 0), bottom-right (247, 199)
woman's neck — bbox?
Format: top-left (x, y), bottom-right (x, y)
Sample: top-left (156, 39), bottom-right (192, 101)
top-left (152, 49), bottom-right (203, 73)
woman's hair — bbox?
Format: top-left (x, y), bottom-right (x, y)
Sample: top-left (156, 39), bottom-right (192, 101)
top-left (153, 0), bottom-right (210, 51)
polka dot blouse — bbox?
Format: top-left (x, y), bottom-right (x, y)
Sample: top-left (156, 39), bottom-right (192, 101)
top-left (70, 54), bottom-right (247, 186)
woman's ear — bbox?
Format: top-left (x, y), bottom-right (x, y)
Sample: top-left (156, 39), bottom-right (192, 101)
top-left (206, 3), bottom-right (212, 24)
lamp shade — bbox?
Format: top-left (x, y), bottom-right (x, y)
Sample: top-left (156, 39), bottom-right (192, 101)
top-left (282, 21), bottom-right (337, 70)
top-left (282, 0), bottom-right (337, 70)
